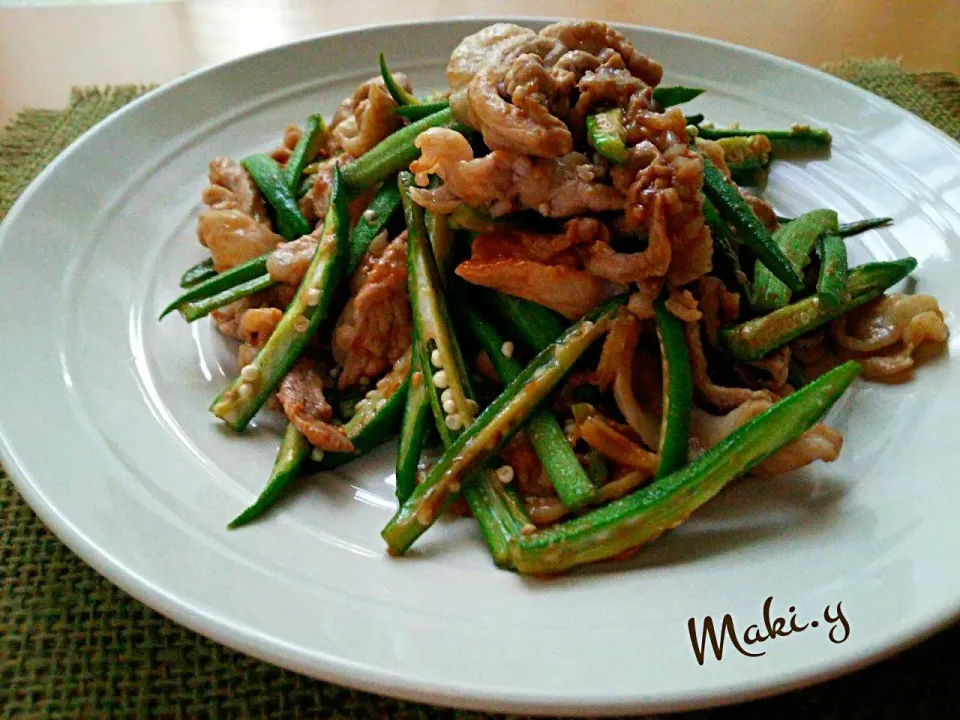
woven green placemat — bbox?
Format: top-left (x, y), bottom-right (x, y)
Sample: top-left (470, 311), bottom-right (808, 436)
top-left (2, 62), bottom-right (959, 719)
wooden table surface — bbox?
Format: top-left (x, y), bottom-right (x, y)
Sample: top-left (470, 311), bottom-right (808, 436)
top-left (1, 0), bottom-right (958, 126)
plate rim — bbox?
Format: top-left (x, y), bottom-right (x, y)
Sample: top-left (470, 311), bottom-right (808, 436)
top-left (1, 16), bottom-right (959, 716)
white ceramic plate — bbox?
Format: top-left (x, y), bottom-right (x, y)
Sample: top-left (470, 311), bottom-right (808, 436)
top-left (1, 18), bottom-right (959, 716)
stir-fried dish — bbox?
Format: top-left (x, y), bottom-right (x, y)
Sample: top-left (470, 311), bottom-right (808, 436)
top-left (162, 21), bottom-right (948, 574)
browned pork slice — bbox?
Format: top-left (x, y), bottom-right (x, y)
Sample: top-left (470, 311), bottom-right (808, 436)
top-left (198, 157), bottom-right (282, 272)
top-left (278, 360), bottom-right (354, 453)
top-left (332, 232), bottom-right (412, 389)
top-left (329, 75), bottom-right (410, 157)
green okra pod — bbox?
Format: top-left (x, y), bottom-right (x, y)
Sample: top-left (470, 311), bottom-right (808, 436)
top-left (700, 156), bottom-right (805, 293)
top-left (816, 234), bottom-right (849, 312)
top-left (509, 361), bottom-right (861, 574)
top-left (346, 180), bottom-right (402, 276)
top-left (654, 299), bottom-right (692, 477)
top-left (341, 108), bottom-right (471, 193)
top-left (697, 124), bottom-right (832, 152)
top-left (379, 52), bottom-right (419, 106)
top-left (241, 154), bottom-right (312, 240)
top-left (457, 289), bottom-right (596, 510)
top-left (283, 114), bottom-right (327, 193)
top-left (488, 291), bottom-right (568, 353)
top-left (228, 422), bottom-right (310, 529)
top-left (210, 167), bottom-right (349, 431)
top-left (653, 85), bottom-right (705, 108)
top-left (179, 258), bottom-right (216, 288)
top-left (395, 102), bottom-right (450, 121)
top-left (751, 208), bottom-right (839, 312)
top-left (179, 273), bottom-right (276, 323)
top-left (161, 253), bottom-right (272, 320)
top-left (723, 257), bottom-right (917, 361)
top-left (381, 294), bottom-right (628, 555)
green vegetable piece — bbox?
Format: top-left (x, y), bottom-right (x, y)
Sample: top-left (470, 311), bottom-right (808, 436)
top-left (458, 291), bottom-right (596, 510)
top-left (838, 217), bottom-right (893, 237)
top-left (379, 52), bottom-right (419, 106)
top-left (346, 180), bottom-right (402, 276)
top-left (341, 108), bottom-right (470, 193)
top-left (241, 154), bottom-right (312, 240)
top-left (296, 172), bottom-right (315, 200)
top-left (697, 124), bottom-right (832, 152)
top-left (228, 423), bottom-right (309, 528)
top-left (463, 478), bottom-right (531, 568)
top-left (399, 172), bottom-right (532, 563)
top-left (654, 299), bottom-right (692, 477)
top-left (283, 114), bottom-right (327, 193)
top-left (395, 102), bottom-right (449, 121)
top-left (717, 135), bottom-right (772, 185)
top-left (701, 195), bottom-right (751, 304)
top-left (488, 291), bottom-right (568, 353)
top-left (400, 172), bottom-right (478, 447)
top-left (210, 167), bottom-right (349, 431)
top-left (700, 156), bottom-right (805, 293)
top-left (586, 108), bottom-right (629, 165)
top-left (751, 209), bottom-right (839, 312)
top-left (509, 361), bottom-right (861, 574)
top-left (722, 258), bottom-right (917, 361)
top-left (233, 356), bottom-right (412, 526)
top-left (160, 253), bottom-right (271, 319)
top-left (396, 183), bottom-right (458, 504)
top-left (396, 341), bottom-right (431, 503)
top-left (446, 205), bottom-right (509, 233)
top-left (179, 258), bottom-right (215, 288)
top-left (684, 113), bottom-right (705, 126)
top-left (179, 274), bottom-right (276, 323)
top-left (816, 234), bottom-right (849, 312)
top-left (653, 85), bottom-right (705, 108)
top-left (317, 354), bottom-right (412, 470)
top-left (381, 294), bottom-right (628, 555)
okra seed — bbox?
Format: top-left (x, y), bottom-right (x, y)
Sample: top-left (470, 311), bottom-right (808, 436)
top-left (430, 348), bottom-right (443, 368)
top-left (306, 288), bottom-right (321, 307)
top-left (365, 389), bottom-right (379, 400)
top-left (444, 413), bottom-right (462, 431)
top-left (495, 465), bottom-right (514, 484)
top-left (442, 399), bottom-right (456, 414)
top-left (375, 398), bottom-right (387, 411)
top-left (362, 208), bottom-right (378, 223)
top-left (240, 364), bottom-right (259, 382)
top-left (521, 523), bottom-right (537, 536)
top-left (237, 382), bottom-right (253, 398)
top-left (466, 399), bottom-right (479, 414)
top-left (329, 366), bottom-right (340, 379)
top-left (500, 341), bottom-right (514, 358)
top-left (310, 448), bottom-right (325, 462)
top-left (432, 370), bottom-right (448, 388)
top-left (293, 315), bottom-right (310, 333)
top-left (440, 388), bottom-right (453, 403)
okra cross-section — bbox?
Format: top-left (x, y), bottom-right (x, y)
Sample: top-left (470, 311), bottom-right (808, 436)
top-left (381, 294), bottom-right (629, 555)
top-left (210, 166), bottom-right (349, 431)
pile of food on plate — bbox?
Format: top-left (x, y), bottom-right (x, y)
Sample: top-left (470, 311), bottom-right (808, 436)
top-left (161, 21), bottom-right (948, 574)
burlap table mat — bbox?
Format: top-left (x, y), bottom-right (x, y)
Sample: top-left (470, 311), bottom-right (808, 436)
top-left (2, 61), bottom-right (959, 719)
